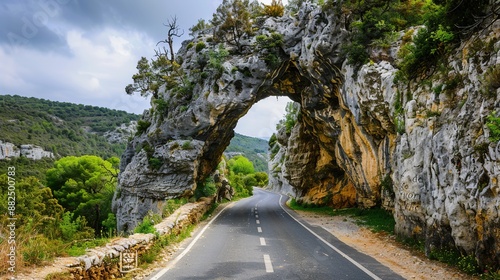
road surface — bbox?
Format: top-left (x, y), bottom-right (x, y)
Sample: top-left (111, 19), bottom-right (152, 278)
top-left (149, 188), bottom-right (404, 280)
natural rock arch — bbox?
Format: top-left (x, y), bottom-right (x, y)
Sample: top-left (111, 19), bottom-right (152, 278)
top-left (112, 4), bottom-right (390, 233)
top-left (113, 2), bottom-right (500, 269)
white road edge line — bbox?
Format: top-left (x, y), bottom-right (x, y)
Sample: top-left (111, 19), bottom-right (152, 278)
top-left (278, 195), bottom-right (383, 280)
top-left (149, 202), bottom-right (232, 280)
top-left (263, 254), bottom-right (274, 272)
top-left (260, 237), bottom-right (267, 246)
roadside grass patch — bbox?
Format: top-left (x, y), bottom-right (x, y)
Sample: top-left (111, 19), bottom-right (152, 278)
top-left (66, 238), bottom-right (110, 257)
top-left (138, 224), bottom-right (195, 265)
top-left (162, 197), bottom-right (189, 217)
top-left (287, 198), bottom-right (395, 234)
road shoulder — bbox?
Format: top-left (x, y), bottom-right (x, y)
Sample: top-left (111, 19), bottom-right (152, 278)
top-left (293, 210), bottom-right (478, 280)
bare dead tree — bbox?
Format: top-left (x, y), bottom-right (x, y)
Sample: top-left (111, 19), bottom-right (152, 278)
top-left (458, 1), bottom-right (500, 39)
top-left (157, 16), bottom-right (184, 62)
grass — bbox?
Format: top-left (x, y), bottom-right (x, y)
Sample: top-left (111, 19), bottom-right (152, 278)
top-left (127, 200), bottom-right (220, 278)
top-left (138, 224), bottom-right (195, 265)
top-left (139, 201), bottom-right (222, 265)
top-left (65, 238), bottom-right (110, 257)
top-left (162, 197), bottom-right (189, 217)
top-left (287, 198), bottom-right (396, 234)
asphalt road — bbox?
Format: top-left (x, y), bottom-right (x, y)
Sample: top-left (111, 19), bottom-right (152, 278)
top-left (149, 188), bottom-right (404, 280)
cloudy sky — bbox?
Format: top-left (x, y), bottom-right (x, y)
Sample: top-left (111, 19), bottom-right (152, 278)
top-left (0, 0), bottom-right (290, 139)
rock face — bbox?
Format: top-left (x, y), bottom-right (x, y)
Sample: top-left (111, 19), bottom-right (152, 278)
top-left (103, 121), bottom-right (137, 144)
top-left (0, 141), bottom-right (20, 159)
top-left (0, 141), bottom-right (54, 160)
top-left (114, 2), bottom-right (500, 268)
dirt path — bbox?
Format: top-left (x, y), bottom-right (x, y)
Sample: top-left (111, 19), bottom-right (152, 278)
top-left (294, 210), bottom-right (478, 280)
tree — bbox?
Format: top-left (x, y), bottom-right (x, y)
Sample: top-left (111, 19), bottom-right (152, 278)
top-left (189, 19), bottom-right (213, 37)
top-left (126, 16), bottom-right (184, 99)
top-left (46, 155), bottom-right (119, 235)
top-left (125, 57), bottom-right (161, 99)
top-left (156, 16), bottom-right (184, 62)
top-left (0, 175), bottom-right (64, 238)
top-left (211, 0), bottom-right (255, 52)
top-left (228, 155), bottom-right (255, 174)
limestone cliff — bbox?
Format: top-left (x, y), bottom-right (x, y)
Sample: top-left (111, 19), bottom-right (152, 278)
top-left (114, 1), bottom-right (500, 268)
top-left (0, 140), bottom-right (54, 160)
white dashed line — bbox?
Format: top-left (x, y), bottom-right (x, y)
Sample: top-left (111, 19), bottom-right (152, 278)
top-left (260, 237), bottom-right (266, 246)
top-left (255, 214), bottom-right (259, 218)
top-left (257, 226), bottom-right (262, 233)
top-left (256, 220), bottom-right (260, 224)
top-left (263, 254), bottom-right (274, 272)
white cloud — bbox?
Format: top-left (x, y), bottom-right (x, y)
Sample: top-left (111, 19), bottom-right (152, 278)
top-left (1, 0), bottom-right (295, 136)
top-left (235, 97), bottom-right (292, 139)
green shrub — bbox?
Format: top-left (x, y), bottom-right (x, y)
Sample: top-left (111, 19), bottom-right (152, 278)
top-left (244, 174), bottom-right (258, 187)
top-left (59, 212), bottom-right (94, 241)
top-left (22, 235), bottom-right (63, 265)
top-left (136, 120), bottom-right (151, 135)
top-left (255, 32), bottom-right (284, 68)
top-left (162, 198), bottom-right (188, 217)
top-left (195, 176), bottom-right (217, 199)
top-left (486, 112), bottom-right (500, 142)
top-left (228, 172), bottom-right (251, 198)
top-left (253, 171), bottom-right (269, 186)
top-left (102, 213), bottom-right (117, 237)
top-left (207, 45), bottom-right (229, 78)
top-left (134, 216), bottom-right (158, 234)
top-left (66, 239), bottom-right (109, 257)
top-left (429, 248), bottom-right (480, 274)
top-left (181, 140), bottom-right (193, 150)
top-left (148, 157), bottom-right (163, 170)
top-left (153, 98), bottom-right (169, 117)
top-left (195, 41), bottom-right (206, 53)
top-left (228, 155), bottom-right (255, 175)
top-left (457, 255), bottom-right (480, 275)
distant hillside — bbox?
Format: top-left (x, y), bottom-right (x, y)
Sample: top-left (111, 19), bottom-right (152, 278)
top-left (0, 94), bottom-right (140, 159)
top-left (225, 133), bottom-right (268, 172)
top-left (0, 95), bottom-right (271, 179)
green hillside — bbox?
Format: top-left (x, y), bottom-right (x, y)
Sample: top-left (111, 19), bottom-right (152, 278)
top-left (0, 94), bottom-right (140, 158)
top-left (0, 95), bottom-right (270, 178)
top-left (225, 133), bottom-right (268, 172)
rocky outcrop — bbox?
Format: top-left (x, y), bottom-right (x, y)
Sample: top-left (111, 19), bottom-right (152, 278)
top-left (114, 2), bottom-right (354, 232)
top-left (19, 144), bottom-right (54, 160)
top-left (114, 2), bottom-right (500, 269)
top-left (104, 121), bottom-right (137, 144)
top-left (0, 141), bottom-right (20, 159)
top-left (0, 141), bottom-right (54, 160)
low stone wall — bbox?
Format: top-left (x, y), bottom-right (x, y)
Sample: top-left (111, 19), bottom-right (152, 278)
top-left (19, 198), bottom-right (213, 280)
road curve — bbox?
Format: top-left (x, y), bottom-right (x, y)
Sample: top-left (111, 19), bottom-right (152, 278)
top-left (148, 188), bottom-right (404, 280)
